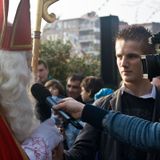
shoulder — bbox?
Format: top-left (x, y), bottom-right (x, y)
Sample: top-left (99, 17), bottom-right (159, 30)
top-left (93, 89), bottom-right (120, 109)
top-left (93, 95), bottom-right (112, 106)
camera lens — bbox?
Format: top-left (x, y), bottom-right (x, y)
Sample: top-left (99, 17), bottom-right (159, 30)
top-left (145, 54), bottom-right (160, 79)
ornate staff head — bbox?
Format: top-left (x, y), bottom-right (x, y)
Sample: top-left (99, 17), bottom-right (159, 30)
top-left (0, 0), bottom-right (32, 51)
top-left (32, 0), bottom-right (58, 77)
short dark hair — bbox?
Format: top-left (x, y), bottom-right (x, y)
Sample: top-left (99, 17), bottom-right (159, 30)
top-left (38, 59), bottom-right (48, 69)
top-left (116, 25), bottom-right (155, 54)
top-left (81, 76), bottom-right (104, 98)
top-left (67, 74), bottom-right (84, 82)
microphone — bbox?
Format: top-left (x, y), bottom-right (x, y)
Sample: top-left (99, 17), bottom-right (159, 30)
top-left (35, 101), bottom-right (52, 122)
top-left (31, 83), bottom-right (83, 129)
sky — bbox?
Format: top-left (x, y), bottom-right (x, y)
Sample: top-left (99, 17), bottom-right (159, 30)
top-left (8, 0), bottom-right (160, 30)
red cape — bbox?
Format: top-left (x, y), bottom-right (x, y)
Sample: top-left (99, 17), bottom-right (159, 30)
top-left (0, 115), bottom-right (28, 159)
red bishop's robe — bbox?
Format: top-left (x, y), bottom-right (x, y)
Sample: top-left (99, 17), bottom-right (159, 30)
top-left (0, 115), bottom-right (28, 160)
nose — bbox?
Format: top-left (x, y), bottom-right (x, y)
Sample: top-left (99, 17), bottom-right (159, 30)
top-left (120, 56), bottom-right (128, 67)
top-left (67, 86), bottom-right (72, 92)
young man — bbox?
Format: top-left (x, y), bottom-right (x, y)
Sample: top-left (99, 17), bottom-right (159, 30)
top-left (37, 60), bottom-right (52, 85)
top-left (56, 25), bottom-right (160, 160)
top-left (66, 74), bottom-right (84, 102)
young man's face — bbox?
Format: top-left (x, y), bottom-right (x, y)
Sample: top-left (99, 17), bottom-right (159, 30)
top-left (116, 39), bottom-right (144, 84)
top-left (37, 64), bottom-right (49, 83)
top-left (66, 79), bottom-right (81, 99)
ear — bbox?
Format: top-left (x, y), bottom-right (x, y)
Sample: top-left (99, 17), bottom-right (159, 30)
top-left (87, 91), bottom-right (92, 97)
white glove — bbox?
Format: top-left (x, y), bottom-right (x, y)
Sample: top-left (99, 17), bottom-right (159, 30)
top-left (22, 118), bottom-right (63, 160)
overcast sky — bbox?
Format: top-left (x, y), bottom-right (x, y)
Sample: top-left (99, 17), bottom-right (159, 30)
top-left (8, 0), bottom-right (160, 30)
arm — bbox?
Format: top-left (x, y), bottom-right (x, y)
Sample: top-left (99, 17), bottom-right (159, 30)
top-left (82, 104), bottom-right (160, 150)
top-left (55, 98), bottom-right (160, 150)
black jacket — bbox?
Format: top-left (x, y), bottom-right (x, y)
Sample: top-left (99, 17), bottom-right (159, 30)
top-left (64, 87), bottom-right (160, 160)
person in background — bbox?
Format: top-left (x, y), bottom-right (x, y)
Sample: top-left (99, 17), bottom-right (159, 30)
top-left (45, 79), bottom-right (65, 130)
top-left (43, 77), bottom-right (79, 150)
top-left (0, 0), bottom-right (62, 159)
top-left (58, 74), bottom-right (84, 149)
top-left (66, 74), bottom-right (84, 102)
top-left (52, 25), bottom-right (160, 160)
top-left (44, 78), bottom-right (80, 150)
top-left (80, 76), bottom-right (104, 104)
top-left (45, 79), bottom-right (66, 98)
top-left (35, 79), bottom-right (66, 124)
top-left (37, 59), bottom-right (52, 85)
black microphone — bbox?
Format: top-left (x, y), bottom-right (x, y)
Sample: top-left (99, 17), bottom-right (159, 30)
top-left (31, 83), bottom-right (83, 129)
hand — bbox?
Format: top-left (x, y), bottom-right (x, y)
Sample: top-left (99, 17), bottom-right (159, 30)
top-left (54, 97), bottom-right (85, 119)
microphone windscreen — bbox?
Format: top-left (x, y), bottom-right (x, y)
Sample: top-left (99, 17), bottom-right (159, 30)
top-left (35, 102), bottom-right (52, 122)
top-left (31, 83), bottom-right (52, 122)
top-left (31, 83), bottom-right (51, 103)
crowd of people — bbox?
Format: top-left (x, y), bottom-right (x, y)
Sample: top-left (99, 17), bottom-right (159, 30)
top-left (36, 66), bottom-right (106, 150)
top-left (1, 0), bottom-right (160, 160)
top-left (35, 25), bottom-right (160, 160)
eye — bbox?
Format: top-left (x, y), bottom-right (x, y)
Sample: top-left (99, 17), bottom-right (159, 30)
top-left (127, 53), bottom-right (140, 59)
top-left (116, 54), bottom-right (122, 60)
top-left (67, 85), bottom-right (71, 88)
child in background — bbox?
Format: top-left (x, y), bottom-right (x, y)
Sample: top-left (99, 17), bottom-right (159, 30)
top-left (45, 79), bottom-right (66, 127)
top-left (80, 76), bottom-right (104, 104)
top-left (45, 79), bottom-right (65, 98)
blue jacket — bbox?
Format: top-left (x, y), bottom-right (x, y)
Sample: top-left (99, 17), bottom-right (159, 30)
top-left (82, 104), bottom-right (160, 150)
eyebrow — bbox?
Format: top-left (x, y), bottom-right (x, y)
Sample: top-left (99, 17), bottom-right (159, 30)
top-left (127, 53), bottom-right (141, 57)
top-left (116, 52), bottom-right (140, 56)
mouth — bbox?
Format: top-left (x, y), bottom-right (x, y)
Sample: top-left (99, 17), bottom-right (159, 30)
top-left (121, 71), bottom-right (131, 74)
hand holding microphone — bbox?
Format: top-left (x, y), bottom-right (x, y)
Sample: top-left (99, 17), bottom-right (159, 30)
top-left (31, 83), bottom-right (83, 129)
top-left (54, 97), bottom-right (85, 119)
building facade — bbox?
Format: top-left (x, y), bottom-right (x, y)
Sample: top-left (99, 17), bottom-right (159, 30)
top-left (42, 12), bottom-right (160, 56)
top-left (42, 12), bottom-right (100, 55)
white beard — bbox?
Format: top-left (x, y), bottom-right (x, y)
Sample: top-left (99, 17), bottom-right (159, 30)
top-left (0, 50), bottom-right (40, 143)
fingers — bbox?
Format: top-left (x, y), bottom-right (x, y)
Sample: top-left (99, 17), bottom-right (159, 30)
top-left (53, 102), bottom-right (66, 111)
top-left (58, 97), bottom-right (74, 103)
top-left (53, 97), bottom-right (74, 110)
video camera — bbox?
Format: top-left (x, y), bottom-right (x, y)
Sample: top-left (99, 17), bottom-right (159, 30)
top-left (141, 32), bottom-right (160, 80)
